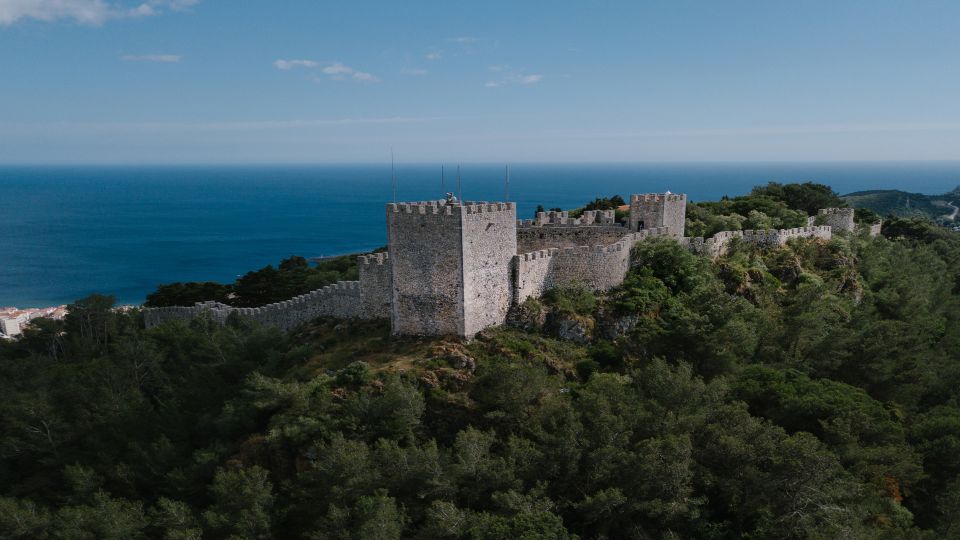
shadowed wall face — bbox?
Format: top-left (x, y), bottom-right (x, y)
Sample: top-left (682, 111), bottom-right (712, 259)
top-left (387, 202), bottom-right (465, 336)
top-left (462, 204), bottom-right (517, 337)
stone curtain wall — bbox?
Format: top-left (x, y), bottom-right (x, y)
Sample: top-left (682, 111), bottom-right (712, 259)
top-left (516, 224), bottom-right (631, 253)
top-left (387, 201), bottom-right (466, 336)
top-left (867, 221), bottom-right (883, 237)
top-left (817, 208), bottom-right (856, 233)
top-left (527, 209), bottom-right (616, 226)
top-left (683, 226), bottom-right (833, 258)
top-left (143, 281), bottom-right (364, 332)
top-left (513, 227), bottom-right (671, 303)
top-left (461, 203), bottom-right (517, 337)
top-left (358, 253), bottom-right (392, 317)
top-left (628, 194), bottom-right (687, 238)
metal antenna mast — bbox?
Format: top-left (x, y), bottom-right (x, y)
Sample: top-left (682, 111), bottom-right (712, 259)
top-left (504, 164), bottom-right (510, 200)
top-left (390, 148), bottom-right (397, 203)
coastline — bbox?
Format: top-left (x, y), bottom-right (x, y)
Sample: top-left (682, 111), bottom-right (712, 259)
top-left (0, 304), bottom-right (138, 338)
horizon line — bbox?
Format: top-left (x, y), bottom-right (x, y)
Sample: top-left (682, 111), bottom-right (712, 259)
top-left (4, 159), bottom-right (960, 167)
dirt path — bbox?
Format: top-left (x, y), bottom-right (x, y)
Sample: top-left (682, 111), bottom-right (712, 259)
top-left (947, 201), bottom-right (959, 221)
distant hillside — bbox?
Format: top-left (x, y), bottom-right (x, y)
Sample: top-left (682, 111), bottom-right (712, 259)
top-left (843, 187), bottom-right (960, 224)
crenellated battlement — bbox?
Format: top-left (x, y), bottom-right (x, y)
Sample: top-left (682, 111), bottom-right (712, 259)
top-left (463, 201), bottom-right (514, 214)
top-left (143, 280), bottom-right (366, 331)
top-left (144, 191), bottom-right (855, 339)
top-left (684, 225), bottom-right (833, 258)
top-left (818, 207), bottom-right (854, 216)
top-left (387, 200), bottom-right (514, 216)
top-left (630, 193), bottom-right (687, 203)
top-left (388, 200), bottom-right (457, 215)
top-left (523, 209), bottom-right (617, 227)
top-left (358, 252), bottom-right (389, 265)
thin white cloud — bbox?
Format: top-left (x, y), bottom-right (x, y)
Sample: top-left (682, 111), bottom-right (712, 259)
top-left (317, 62), bottom-right (379, 83)
top-left (0, 0), bottom-right (199, 25)
top-left (275, 60), bottom-right (380, 83)
top-left (273, 59), bottom-right (318, 70)
top-left (425, 51), bottom-right (442, 61)
top-left (322, 62), bottom-right (352, 77)
top-left (121, 54), bottom-right (181, 62)
top-left (485, 66), bottom-right (543, 88)
top-left (447, 36), bottom-right (478, 43)
top-left (351, 71), bottom-right (378, 82)
top-left (400, 67), bottom-right (428, 76)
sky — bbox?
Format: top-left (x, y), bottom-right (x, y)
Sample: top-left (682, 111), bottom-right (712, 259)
top-left (1, 0), bottom-right (960, 164)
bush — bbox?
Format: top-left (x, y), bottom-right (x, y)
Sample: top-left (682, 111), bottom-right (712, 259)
top-left (335, 361), bottom-right (371, 387)
top-left (542, 286), bottom-right (597, 317)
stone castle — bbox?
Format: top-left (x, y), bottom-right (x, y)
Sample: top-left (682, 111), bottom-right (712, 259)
top-left (144, 193), bottom-right (873, 338)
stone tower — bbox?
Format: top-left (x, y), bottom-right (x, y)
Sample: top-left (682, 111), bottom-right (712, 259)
top-left (629, 193), bottom-right (687, 238)
top-left (386, 200), bottom-right (517, 338)
top-left (817, 208), bottom-right (855, 234)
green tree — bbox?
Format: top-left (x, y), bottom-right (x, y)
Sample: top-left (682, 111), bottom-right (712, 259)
top-left (203, 466), bottom-right (274, 540)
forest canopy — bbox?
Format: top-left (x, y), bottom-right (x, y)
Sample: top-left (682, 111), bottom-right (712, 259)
top-left (2, 183), bottom-right (960, 539)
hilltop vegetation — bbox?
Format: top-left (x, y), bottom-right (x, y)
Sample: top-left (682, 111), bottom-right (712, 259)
top-left (144, 254), bottom-right (363, 308)
top-left (843, 187), bottom-right (960, 225)
top-left (3, 184), bottom-right (960, 538)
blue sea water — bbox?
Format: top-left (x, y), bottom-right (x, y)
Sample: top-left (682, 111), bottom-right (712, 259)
top-left (1, 162), bottom-right (958, 307)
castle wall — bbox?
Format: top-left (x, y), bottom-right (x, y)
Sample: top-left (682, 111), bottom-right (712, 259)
top-left (629, 193), bottom-right (687, 238)
top-left (142, 281), bottom-right (364, 332)
top-left (358, 253), bottom-right (392, 316)
top-left (461, 203), bottom-right (517, 337)
top-left (387, 201), bottom-right (465, 336)
top-left (817, 208), bottom-right (856, 234)
top-left (683, 226), bottom-right (833, 258)
top-left (516, 224), bottom-right (630, 252)
top-left (530, 209), bottom-right (615, 226)
top-left (513, 227), bottom-right (671, 303)
top-left (867, 221), bottom-right (882, 237)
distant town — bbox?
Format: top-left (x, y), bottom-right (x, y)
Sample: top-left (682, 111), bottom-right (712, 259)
top-left (0, 305), bottom-right (68, 338)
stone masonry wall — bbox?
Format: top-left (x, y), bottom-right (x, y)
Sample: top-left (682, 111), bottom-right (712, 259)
top-left (358, 252), bottom-right (392, 317)
top-left (513, 227), bottom-right (671, 303)
top-left (142, 281), bottom-right (364, 332)
top-left (527, 209), bottom-right (616, 226)
top-left (461, 202), bottom-right (517, 337)
top-left (387, 201), bottom-right (465, 336)
top-left (516, 224), bottom-right (631, 253)
top-left (817, 208), bottom-right (856, 233)
top-left (683, 226), bottom-right (833, 258)
top-left (629, 193), bottom-right (687, 238)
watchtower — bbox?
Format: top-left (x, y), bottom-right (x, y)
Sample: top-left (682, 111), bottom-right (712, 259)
top-left (817, 208), bottom-right (855, 234)
top-left (629, 193), bottom-right (687, 238)
top-left (386, 200), bottom-right (517, 338)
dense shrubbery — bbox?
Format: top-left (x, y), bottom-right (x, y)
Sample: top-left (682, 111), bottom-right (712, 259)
top-left (145, 254), bottom-right (362, 308)
top-left (3, 184), bottom-right (960, 538)
top-left (685, 181), bottom-right (846, 237)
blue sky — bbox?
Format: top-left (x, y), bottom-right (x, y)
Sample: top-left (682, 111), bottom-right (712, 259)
top-left (1, 0), bottom-right (959, 163)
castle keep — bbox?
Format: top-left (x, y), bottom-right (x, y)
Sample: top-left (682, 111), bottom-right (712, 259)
top-left (144, 193), bottom-right (877, 338)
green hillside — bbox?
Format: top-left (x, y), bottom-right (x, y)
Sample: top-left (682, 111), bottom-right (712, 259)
top-left (3, 184), bottom-right (960, 538)
top-left (843, 187), bottom-right (960, 224)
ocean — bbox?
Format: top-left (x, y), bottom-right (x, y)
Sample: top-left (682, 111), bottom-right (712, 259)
top-left (1, 162), bottom-right (958, 307)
